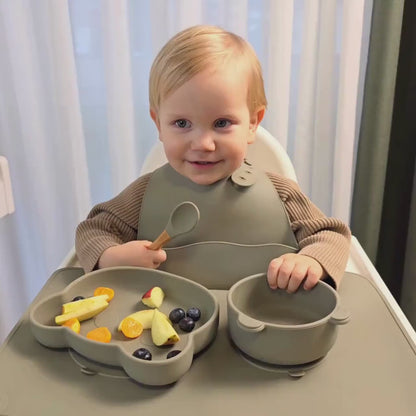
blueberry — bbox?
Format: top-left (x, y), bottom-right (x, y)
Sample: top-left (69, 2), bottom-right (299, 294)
top-left (178, 317), bottom-right (195, 332)
top-left (186, 307), bottom-right (201, 321)
top-left (133, 348), bottom-right (152, 360)
top-left (72, 296), bottom-right (85, 301)
top-left (166, 350), bottom-right (181, 359)
top-left (169, 308), bottom-right (186, 323)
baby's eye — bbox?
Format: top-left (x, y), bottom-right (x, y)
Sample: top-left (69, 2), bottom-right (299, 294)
top-left (175, 119), bottom-right (191, 128)
top-left (214, 119), bottom-right (231, 128)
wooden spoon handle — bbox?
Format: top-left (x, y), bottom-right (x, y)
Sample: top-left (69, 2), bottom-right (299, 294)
top-left (148, 229), bottom-right (171, 250)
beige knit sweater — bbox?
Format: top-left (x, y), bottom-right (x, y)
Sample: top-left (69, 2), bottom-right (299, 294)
top-left (75, 171), bottom-right (351, 288)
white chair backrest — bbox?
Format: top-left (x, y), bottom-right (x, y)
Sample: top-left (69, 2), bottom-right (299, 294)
top-left (140, 125), bottom-right (297, 182)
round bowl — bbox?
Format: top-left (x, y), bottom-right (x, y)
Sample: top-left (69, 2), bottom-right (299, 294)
top-left (30, 266), bottom-right (219, 386)
top-left (227, 273), bottom-right (350, 365)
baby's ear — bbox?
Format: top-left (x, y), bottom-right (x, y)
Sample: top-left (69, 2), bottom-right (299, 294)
top-left (150, 109), bottom-right (161, 132)
top-left (248, 107), bottom-right (265, 143)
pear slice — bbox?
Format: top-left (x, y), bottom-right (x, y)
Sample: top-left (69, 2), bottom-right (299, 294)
top-left (55, 297), bottom-right (109, 325)
top-left (62, 295), bottom-right (109, 314)
top-left (141, 286), bottom-right (165, 308)
top-left (118, 309), bottom-right (155, 331)
top-left (151, 309), bottom-right (180, 346)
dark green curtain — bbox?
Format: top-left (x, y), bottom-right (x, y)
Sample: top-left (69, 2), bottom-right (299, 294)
top-left (351, 0), bottom-right (416, 327)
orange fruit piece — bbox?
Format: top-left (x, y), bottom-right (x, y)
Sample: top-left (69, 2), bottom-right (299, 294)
top-left (86, 327), bottom-right (112, 343)
top-left (120, 317), bottom-right (144, 339)
top-left (93, 286), bottom-right (115, 301)
top-left (62, 318), bottom-right (81, 334)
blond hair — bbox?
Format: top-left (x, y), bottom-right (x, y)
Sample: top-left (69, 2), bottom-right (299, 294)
top-left (149, 25), bottom-right (267, 114)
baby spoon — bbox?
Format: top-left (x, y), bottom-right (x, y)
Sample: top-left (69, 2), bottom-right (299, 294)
top-left (148, 201), bottom-right (200, 250)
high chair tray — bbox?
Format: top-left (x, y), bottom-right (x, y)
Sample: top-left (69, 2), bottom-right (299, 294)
top-left (0, 268), bottom-right (415, 416)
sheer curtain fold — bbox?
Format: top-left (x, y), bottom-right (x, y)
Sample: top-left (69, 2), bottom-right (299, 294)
top-left (0, 0), bottom-right (371, 343)
top-left (150, 0), bottom-right (203, 49)
top-left (263, 0), bottom-right (294, 151)
top-left (102, 0), bottom-right (138, 194)
top-left (311, 0), bottom-right (337, 215)
top-left (0, 0), bottom-right (90, 340)
top-left (48, 1), bottom-right (92, 221)
top-left (292, 0), bottom-right (320, 196)
top-left (1, 0), bottom-right (90, 244)
top-left (220, 0), bottom-right (248, 37)
top-left (332, 0), bottom-right (366, 223)
top-left (291, 0), bottom-right (367, 222)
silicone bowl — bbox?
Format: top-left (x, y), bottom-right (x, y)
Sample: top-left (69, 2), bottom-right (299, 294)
top-left (227, 273), bottom-right (350, 365)
top-left (30, 267), bottom-right (219, 386)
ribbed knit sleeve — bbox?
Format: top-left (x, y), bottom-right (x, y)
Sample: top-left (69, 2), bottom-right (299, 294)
top-left (267, 172), bottom-right (351, 288)
top-left (75, 173), bottom-right (151, 272)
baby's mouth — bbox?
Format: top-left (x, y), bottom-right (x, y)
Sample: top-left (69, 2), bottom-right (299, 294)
top-left (189, 161), bottom-right (219, 166)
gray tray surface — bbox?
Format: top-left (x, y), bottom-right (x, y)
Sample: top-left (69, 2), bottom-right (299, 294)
top-left (0, 269), bottom-right (415, 416)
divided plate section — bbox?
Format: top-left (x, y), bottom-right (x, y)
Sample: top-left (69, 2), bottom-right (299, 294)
top-left (29, 266), bottom-right (219, 385)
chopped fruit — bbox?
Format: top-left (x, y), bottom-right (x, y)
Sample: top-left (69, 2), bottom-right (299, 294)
top-left (86, 327), bottom-right (112, 343)
top-left (56, 296), bottom-right (109, 325)
top-left (179, 317), bottom-right (195, 332)
top-left (186, 307), bottom-right (201, 321)
top-left (141, 286), bottom-right (165, 308)
top-left (62, 318), bottom-right (81, 334)
top-left (119, 317), bottom-right (144, 339)
top-left (166, 350), bottom-right (181, 359)
top-left (169, 308), bottom-right (186, 324)
top-left (93, 286), bottom-right (115, 301)
top-left (133, 348), bottom-right (152, 360)
top-left (118, 309), bottom-right (155, 331)
top-left (72, 296), bottom-right (85, 302)
top-left (61, 294), bottom-right (109, 314)
top-left (151, 309), bottom-right (180, 346)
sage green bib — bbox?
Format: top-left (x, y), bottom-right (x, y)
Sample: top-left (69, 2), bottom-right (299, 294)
top-left (138, 163), bottom-right (298, 289)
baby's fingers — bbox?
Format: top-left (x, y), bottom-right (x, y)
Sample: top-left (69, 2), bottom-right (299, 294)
top-left (267, 257), bottom-right (296, 290)
top-left (276, 259), bottom-right (297, 290)
top-left (150, 249), bottom-right (167, 268)
top-left (286, 263), bottom-right (308, 293)
top-left (267, 257), bottom-right (283, 289)
top-left (303, 264), bottom-right (322, 291)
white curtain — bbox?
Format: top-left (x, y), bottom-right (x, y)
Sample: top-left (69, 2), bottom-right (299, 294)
top-left (0, 0), bottom-right (372, 343)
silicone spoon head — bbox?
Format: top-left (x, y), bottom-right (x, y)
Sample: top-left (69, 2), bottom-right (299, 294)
top-left (148, 201), bottom-right (200, 250)
top-left (166, 201), bottom-right (200, 237)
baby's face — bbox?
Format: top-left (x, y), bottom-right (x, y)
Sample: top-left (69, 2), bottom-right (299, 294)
top-left (151, 64), bottom-right (263, 185)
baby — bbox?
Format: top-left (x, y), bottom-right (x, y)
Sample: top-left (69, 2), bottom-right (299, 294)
top-left (76, 25), bottom-right (351, 293)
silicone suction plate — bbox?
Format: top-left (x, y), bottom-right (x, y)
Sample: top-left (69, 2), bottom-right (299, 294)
top-left (29, 267), bottom-right (219, 386)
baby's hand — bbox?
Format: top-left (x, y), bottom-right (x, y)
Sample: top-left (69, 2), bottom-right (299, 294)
top-left (98, 240), bottom-right (167, 269)
top-left (267, 253), bottom-right (325, 293)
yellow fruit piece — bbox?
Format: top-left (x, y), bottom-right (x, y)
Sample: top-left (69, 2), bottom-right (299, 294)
top-left (119, 317), bottom-right (144, 339)
top-left (93, 287), bottom-right (115, 301)
top-left (118, 309), bottom-right (155, 331)
top-left (62, 318), bottom-right (81, 334)
top-left (151, 309), bottom-right (180, 346)
top-left (141, 286), bottom-right (165, 308)
top-left (86, 327), bottom-right (112, 343)
top-left (55, 298), bottom-right (109, 325)
top-left (62, 294), bottom-right (109, 314)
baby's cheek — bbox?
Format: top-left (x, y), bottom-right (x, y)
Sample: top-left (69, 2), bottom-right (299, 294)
top-left (233, 151), bottom-right (249, 170)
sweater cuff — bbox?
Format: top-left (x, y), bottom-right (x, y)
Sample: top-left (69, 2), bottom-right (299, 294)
top-left (76, 238), bottom-right (120, 273)
top-left (298, 244), bottom-right (348, 290)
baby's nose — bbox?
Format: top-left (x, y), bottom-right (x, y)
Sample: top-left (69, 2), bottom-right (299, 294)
top-left (190, 132), bottom-right (216, 151)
